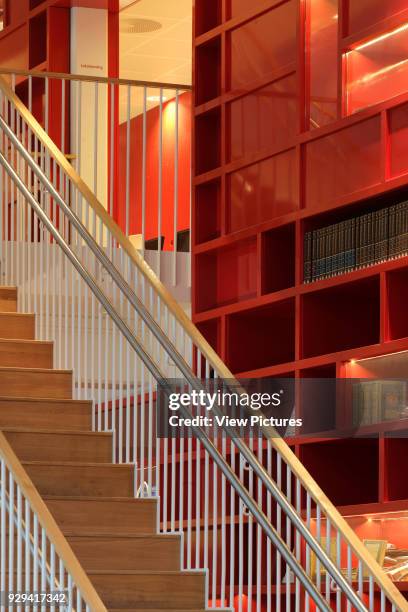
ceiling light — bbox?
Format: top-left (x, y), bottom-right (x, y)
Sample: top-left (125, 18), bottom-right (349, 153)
top-left (120, 18), bottom-right (162, 34)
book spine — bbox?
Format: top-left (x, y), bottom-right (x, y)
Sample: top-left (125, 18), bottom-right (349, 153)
top-left (311, 230), bottom-right (318, 281)
top-left (303, 231), bottom-right (312, 283)
top-left (389, 204), bottom-right (396, 258)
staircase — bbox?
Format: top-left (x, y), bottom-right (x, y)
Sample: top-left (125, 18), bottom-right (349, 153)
top-left (0, 74), bottom-right (407, 611)
top-left (0, 286), bottom-right (212, 611)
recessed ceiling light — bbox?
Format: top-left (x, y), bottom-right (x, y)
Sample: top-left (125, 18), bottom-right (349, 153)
top-left (120, 18), bottom-right (162, 34)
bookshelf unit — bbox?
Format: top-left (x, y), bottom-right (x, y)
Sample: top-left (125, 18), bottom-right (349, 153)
top-left (192, 0), bottom-right (408, 600)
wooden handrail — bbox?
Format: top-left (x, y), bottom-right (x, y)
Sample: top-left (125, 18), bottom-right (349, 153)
top-left (0, 75), bottom-right (406, 610)
top-left (0, 432), bottom-right (107, 612)
top-left (0, 67), bottom-right (192, 92)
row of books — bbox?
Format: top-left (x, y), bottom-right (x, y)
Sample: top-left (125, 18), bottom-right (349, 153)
top-left (303, 201), bottom-right (408, 283)
top-left (352, 380), bottom-right (408, 427)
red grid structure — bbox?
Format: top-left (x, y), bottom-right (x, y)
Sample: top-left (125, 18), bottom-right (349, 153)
top-left (192, 0), bottom-right (408, 558)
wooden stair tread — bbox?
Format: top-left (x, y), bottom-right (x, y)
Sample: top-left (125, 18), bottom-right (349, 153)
top-left (1, 427), bottom-right (110, 436)
top-left (0, 338), bottom-right (52, 345)
top-left (43, 495), bottom-right (155, 502)
top-left (22, 460), bottom-right (131, 467)
top-left (66, 533), bottom-right (179, 540)
top-left (0, 366), bottom-right (71, 373)
top-left (0, 396), bottom-right (91, 405)
top-left (87, 571), bottom-right (206, 576)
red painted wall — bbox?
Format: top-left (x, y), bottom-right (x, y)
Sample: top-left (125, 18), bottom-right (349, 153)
top-left (116, 92), bottom-right (191, 250)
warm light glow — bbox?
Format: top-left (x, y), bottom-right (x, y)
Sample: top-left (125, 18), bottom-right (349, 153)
top-left (350, 59), bottom-right (408, 87)
top-left (349, 359), bottom-right (357, 365)
top-left (147, 95), bottom-right (168, 103)
top-left (367, 517), bottom-right (372, 522)
top-left (353, 349), bottom-right (408, 364)
top-left (352, 22), bottom-right (408, 52)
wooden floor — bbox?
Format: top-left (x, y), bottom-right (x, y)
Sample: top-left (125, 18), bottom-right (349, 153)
top-left (0, 286), bottom-right (222, 611)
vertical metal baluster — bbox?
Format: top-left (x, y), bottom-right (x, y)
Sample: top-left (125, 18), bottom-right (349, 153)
top-left (325, 519), bottom-right (331, 602)
top-left (8, 473), bottom-right (14, 612)
top-left (24, 501), bottom-right (30, 612)
top-left (186, 416), bottom-right (193, 567)
top-left (141, 87), bottom-right (147, 255)
top-left (16, 488), bottom-right (22, 612)
top-left (33, 515), bottom-right (39, 612)
top-left (40, 529), bottom-right (46, 612)
top-left (248, 436), bottom-right (254, 612)
top-left (316, 505), bottom-right (321, 597)
top-left (109, 82), bottom-right (115, 216)
top-left (266, 442), bottom-right (272, 612)
top-left (157, 88), bottom-right (163, 278)
top-left (172, 90), bottom-right (179, 286)
top-left (0, 461), bottom-right (5, 601)
top-left (238, 453), bottom-right (244, 612)
top-left (256, 434), bottom-right (262, 612)
top-left (285, 466), bottom-right (291, 612)
top-left (295, 479), bottom-right (301, 612)
top-left (212, 416), bottom-right (218, 608)
top-left (369, 575), bottom-right (374, 611)
top-left (93, 81), bottom-right (99, 204)
top-left (276, 454), bottom-right (282, 612)
top-left (347, 544), bottom-right (352, 612)
top-left (336, 533), bottom-right (341, 612)
top-left (125, 85), bottom-right (131, 237)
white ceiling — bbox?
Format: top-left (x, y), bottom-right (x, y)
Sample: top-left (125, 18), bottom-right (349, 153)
top-left (119, 0), bottom-right (192, 86)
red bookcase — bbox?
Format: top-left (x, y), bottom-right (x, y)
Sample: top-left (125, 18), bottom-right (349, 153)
top-left (192, 0), bottom-right (408, 596)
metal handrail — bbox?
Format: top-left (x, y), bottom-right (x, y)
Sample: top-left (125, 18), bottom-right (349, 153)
top-left (0, 112), bottom-right (375, 610)
top-left (0, 74), bottom-right (406, 610)
top-left (0, 146), bottom-right (332, 611)
top-left (0, 67), bottom-right (192, 92)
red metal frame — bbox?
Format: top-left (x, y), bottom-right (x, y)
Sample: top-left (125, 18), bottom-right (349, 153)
top-left (192, 0), bottom-right (408, 571)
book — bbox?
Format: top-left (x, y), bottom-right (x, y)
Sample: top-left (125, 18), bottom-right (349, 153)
top-left (304, 199), bottom-right (408, 285)
top-left (303, 231), bottom-right (312, 283)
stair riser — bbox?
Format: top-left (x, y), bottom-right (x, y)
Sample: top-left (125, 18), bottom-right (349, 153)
top-left (24, 464), bottom-right (134, 497)
top-left (0, 399), bottom-right (92, 431)
top-left (0, 370), bottom-right (72, 399)
top-left (89, 573), bottom-right (205, 609)
top-left (45, 499), bottom-right (157, 535)
top-left (68, 536), bottom-right (180, 571)
top-left (0, 314), bottom-right (35, 339)
top-left (0, 341), bottom-right (53, 369)
top-left (0, 288), bottom-right (17, 313)
top-left (4, 431), bottom-right (112, 463)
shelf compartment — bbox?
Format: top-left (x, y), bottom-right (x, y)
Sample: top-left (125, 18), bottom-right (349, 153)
top-left (196, 318), bottom-right (221, 358)
top-left (299, 365), bottom-right (337, 434)
top-left (195, 107), bottom-right (221, 175)
top-left (387, 268), bottom-right (408, 341)
top-left (301, 277), bottom-right (380, 358)
top-left (305, 117), bottom-right (381, 211)
top-left (261, 223), bottom-right (295, 294)
top-left (226, 299), bottom-right (295, 373)
top-left (228, 73), bottom-right (298, 162)
top-left (195, 237), bottom-right (257, 313)
top-left (228, 148), bottom-right (298, 233)
top-left (194, 0), bottom-right (221, 36)
top-left (195, 36), bottom-right (221, 105)
top-left (194, 179), bottom-right (221, 244)
top-left (385, 436), bottom-right (408, 501)
top-left (228, 0), bottom-right (297, 92)
top-left (390, 102), bottom-right (408, 180)
top-left (300, 438), bottom-right (379, 507)
top-left (346, 23), bottom-right (408, 115)
top-left (29, 10), bottom-right (47, 69)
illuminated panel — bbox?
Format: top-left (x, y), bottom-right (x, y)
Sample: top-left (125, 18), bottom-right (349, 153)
top-left (229, 0), bottom-right (297, 92)
top-left (228, 148), bottom-right (298, 233)
top-left (228, 74), bottom-right (297, 161)
top-left (346, 23), bottom-right (408, 115)
top-left (309, 0), bottom-right (339, 129)
top-left (305, 117), bottom-right (381, 209)
top-left (347, 0), bottom-right (407, 36)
